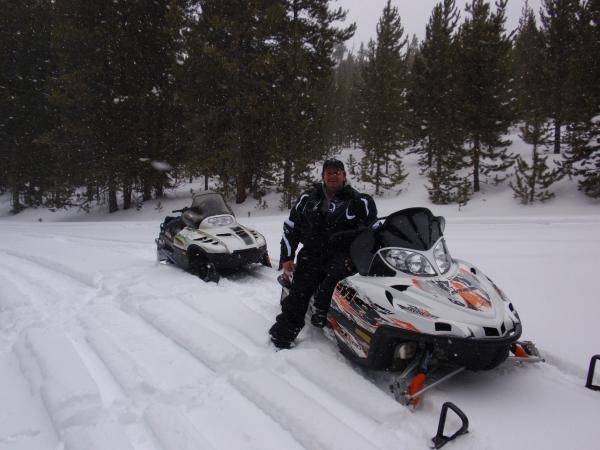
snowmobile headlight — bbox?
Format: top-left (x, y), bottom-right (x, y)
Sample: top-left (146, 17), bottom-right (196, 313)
top-left (433, 239), bottom-right (452, 274)
top-left (394, 342), bottom-right (417, 360)
top-left (206, 216), bottom-right (234, 227)
top-left (383, 249), bottom-right (436, 276)
top-left (383, 249), bottom-right (411, 271)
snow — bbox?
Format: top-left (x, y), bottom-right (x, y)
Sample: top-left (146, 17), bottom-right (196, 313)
top-left (1, 145), bottom-right (600, 449)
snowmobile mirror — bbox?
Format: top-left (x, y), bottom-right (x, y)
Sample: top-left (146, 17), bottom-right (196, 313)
top-left (437, 216), bottom-right (446, 234)
top-left (431, 402), bottom-right (469, 449)
top-left (586, 355), bottom-right (600, 391)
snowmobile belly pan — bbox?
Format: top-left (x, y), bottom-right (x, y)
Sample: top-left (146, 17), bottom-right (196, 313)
top-left (330, 307), bottom-right (522, 371)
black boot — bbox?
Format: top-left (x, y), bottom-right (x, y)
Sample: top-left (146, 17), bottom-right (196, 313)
top-left (310, 309), bottom-right (328, 328)
top-left (269, 322), bottom-right (298, 349)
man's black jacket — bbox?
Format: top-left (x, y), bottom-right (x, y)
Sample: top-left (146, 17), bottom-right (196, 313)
top-left (279, 183), bottom-right (377, 263)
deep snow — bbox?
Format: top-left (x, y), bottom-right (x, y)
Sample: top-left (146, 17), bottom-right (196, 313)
top-left (1, 145), bottom-right (600, 450)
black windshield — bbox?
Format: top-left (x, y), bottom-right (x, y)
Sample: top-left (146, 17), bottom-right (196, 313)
top-left (350, 208), bottom-right (445, 276)
top-left (190, 193), bottom-right (233, 221)
top-left (378, 208), bottom-right (444, 251)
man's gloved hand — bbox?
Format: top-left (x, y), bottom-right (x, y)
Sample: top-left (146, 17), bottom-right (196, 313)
top-left (282, 260), bottom-right (295, 283)
top-left (344, 256), bottom-right (354, 273)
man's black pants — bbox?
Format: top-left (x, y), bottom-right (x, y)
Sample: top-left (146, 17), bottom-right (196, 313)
top-left (269, 248), bottom-right (354, 345)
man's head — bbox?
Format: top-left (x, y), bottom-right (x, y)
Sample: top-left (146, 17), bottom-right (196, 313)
top-left (322, 159), bottom-right (346, 194)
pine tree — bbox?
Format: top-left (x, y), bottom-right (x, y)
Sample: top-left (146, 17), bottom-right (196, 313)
top-left (131, 0), bottom-right (190, 206)
top-left (354, 0), bottom-right (409, 195)
top-left (511, 121), bottom-right (563, 204)
top-left (272, 0), bottom-right (355, 208)
top-left (50, 0), bottom-right (188, 212)
top-left (558, 0), bottom-right (600, 197)
top-left (540, 0), bottom-right (580, 154)
top-left (408, 0), bottom-right (469, 204)
top-left (0, 0), bottom-right (56, 212)
top-left (346, 153), bottom-right (358, 179)
top-left (405, 34), bottom-right (420, 72)
top-left (511, 3), bottom-right (562, 203)
top-left (183, 1), bottom-right (302, 204)
top-left (328, 45), bottom-right (361, 148)
top-left (457, 0), bottom-right (515, 193)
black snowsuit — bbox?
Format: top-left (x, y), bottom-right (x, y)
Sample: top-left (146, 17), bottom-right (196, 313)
top-left (269, 183), bottom-right (377, 347)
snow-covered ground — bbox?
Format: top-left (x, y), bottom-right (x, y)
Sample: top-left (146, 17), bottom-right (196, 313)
top-left (1, 145), bottom-right (599, 450)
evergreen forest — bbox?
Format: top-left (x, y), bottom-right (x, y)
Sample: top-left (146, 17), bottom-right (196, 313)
top-left (1, 0), bottom-right (599, 213)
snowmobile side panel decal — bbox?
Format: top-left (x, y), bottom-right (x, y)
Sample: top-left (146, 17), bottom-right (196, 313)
top-left (330, 317), bottom-right (369, 358)
top-left (409, 266), bottom-right (494, 312)
top-left (396, 303), bottom-right (439, 319)
top-left (354, 327), bottom-right (372, 344)
top-left (450, 280), bottom-right (492, 311)
top-left (386, 318), bottom-right (419, 332)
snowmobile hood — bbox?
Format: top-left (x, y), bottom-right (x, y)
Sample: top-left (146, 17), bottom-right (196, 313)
top-left (174, 222), bottom-right (266, 254)
top-left (339, 259), bottom-right (520, 340)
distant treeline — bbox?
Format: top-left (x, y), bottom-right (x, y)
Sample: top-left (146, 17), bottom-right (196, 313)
top-left (1, 0), bottom-right (598, 213)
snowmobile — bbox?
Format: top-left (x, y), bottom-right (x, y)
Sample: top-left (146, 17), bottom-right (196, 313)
top-left (156, 193), bottom-right (271, 283)
top-left (279, 207), bottom-right (542, 406)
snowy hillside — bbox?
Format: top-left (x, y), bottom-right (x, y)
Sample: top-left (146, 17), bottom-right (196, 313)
top-left (1, 147), bottom-right (600, 450)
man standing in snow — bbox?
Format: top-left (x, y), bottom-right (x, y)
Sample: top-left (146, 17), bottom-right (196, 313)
top-left (269, 159), bottom-right (377, 349)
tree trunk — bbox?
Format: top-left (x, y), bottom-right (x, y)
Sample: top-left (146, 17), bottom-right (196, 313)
top-left (142, 177), bottom-right (152, 201)
top-left (235, 173), bottom-right (246, 204)
top-left (283, 159), bottom-right (292, 209)
top-left (530, 141), bottom-right (538, 203)
top-left (108, 176), bottom-right (118, 213)
top-left (473, 140), bottom-right (481, 192)
top-left (154, 180), bottom-right (164, 198)
top-left (11, 187), bottom-right (22, 214)
top-left (86, 184), bottom-right (95, 203)
top-left (204, 175), bottom-right (209, 191)
top-left (123, 183), bottom-right (132, 210)
top-left (435, 148), bottom-right (442, 200)
top-left (553, 117), bottom-right (561, 154)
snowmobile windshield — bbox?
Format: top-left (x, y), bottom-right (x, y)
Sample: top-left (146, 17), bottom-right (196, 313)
top-left (378, 208), bottom-right (444, 252)
top-left (190, 193), bottom-right (234, 221)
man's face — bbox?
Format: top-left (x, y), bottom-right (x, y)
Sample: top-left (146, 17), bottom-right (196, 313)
top-left (322, 166), bottom-right (346, 193)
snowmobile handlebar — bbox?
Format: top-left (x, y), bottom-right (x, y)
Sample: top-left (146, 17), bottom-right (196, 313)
top-left (171, 207), bottom-right (189, 214)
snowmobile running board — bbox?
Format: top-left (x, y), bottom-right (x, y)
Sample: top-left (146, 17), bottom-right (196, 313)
top-left (508, 340), bottom-right (545, 364)
top-left (507, 355), bottom-right (545, 363)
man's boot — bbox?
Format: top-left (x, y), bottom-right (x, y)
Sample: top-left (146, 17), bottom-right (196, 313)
top-left (268, 322), bottom-right (298, 349)
top-left (310, 308), bottom-right (328, 328)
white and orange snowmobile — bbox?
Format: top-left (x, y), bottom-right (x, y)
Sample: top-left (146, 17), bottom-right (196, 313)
top-left (279, 207), bottom-right (542, 406)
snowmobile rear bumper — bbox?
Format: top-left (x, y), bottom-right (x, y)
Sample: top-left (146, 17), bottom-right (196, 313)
top-left (330, 309), bottom-right (522, 371)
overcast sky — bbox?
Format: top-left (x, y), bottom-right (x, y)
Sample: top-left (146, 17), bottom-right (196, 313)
top-left (335, 0), bottom-right (543, 50)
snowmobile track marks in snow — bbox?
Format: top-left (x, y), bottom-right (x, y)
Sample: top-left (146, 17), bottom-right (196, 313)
top-left (0, 248), bottom-right (99, 288)
top-left (13, 328), bottom-right (135, 450)
top-left (230, 369), bottom-right (381, 450)
top-left (139, 299), bottom-right (247, 371)
top-left (82, 307), bottom-right (212, 393)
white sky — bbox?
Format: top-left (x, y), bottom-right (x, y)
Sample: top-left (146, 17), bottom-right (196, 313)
top-left (334, 0), bottom-right (543, 50)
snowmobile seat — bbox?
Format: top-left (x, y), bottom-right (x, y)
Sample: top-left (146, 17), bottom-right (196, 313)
top-left (163, 216), bottom-right (184, 236)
